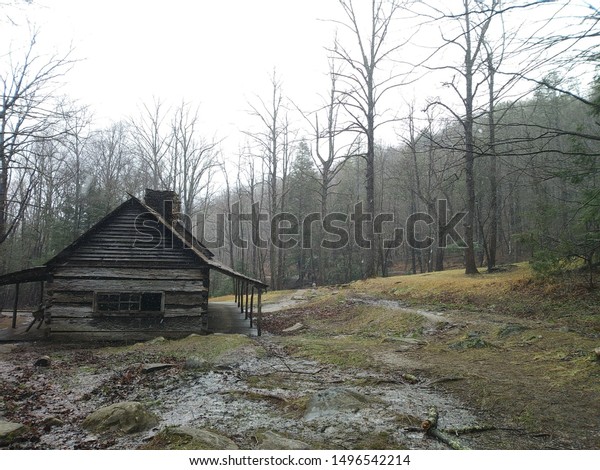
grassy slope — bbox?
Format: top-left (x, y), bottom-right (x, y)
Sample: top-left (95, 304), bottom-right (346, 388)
top-left (263, 263), bottom-right (600, 448)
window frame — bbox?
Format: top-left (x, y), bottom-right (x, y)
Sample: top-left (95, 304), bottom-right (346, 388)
top-left (94, 291), bottom-right (165, 315)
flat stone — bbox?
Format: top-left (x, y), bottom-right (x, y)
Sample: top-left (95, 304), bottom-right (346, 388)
top-left (256, 431), bottom-right (310, 450)
top-left (147, 336), bottom-right (166, 345)
top-left (168, 427), bottom-right (239, 450)
top-left (183, 357), bottom-right (212, 371)
top-left (0, 420), bottom-right (26, 444)
top-left (304, 387), bottom-right (375, 420)
top-left (83, 401), bottom-right (159, 434)
top-left (142, 363), bottom-right (175, 374)
top-left (283, 322), bottom-right (305, 333)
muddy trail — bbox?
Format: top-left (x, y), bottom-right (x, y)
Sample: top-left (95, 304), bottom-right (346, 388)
top-left (0, 333), bottom-right (482, 450)
top-left (1, 289), bottom-right (598, 450)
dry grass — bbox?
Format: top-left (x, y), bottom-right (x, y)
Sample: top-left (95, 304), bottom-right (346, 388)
top-left (103, 333), bottom-right (255, 362)
top-left (281, 334), bottom-right (386, 370)
top-left (344, 263), bottom-right (600, 332)
top-left (211, 289), bottom-right (296, 304)
top-left (265, 263), bottom-right (600, 448)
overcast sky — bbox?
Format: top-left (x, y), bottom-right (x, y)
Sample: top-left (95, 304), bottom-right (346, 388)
top-left (14, 1), bottom-right (339, 145)
top-left (3, 0), bottom-right (596, 159)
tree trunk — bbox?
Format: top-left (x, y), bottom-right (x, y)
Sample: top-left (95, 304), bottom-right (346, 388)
top-left (365, 110), bottom-right (376, 278)
top-left (0, 155), bottom-right (7, 244)
top-left (464, 4), bottom-right (479, 275)
top-left (487, 53), bottom-right (498, 271)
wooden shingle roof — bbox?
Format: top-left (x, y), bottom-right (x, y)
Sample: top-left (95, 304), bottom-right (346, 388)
top-left (0, 194), bottom-right (268, 289)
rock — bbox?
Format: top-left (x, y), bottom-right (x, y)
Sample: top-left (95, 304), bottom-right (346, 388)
top-left (214, 342), bottom-right (260, 368)
top-left (0, 420), bottom-right (26, 445)
top-left (256, 431), bottom-right (310, 450)
top-left (42, 416), bottom-right (64, 430)
top-left (402, 373), bottom-right (419, 384)
top-left (183, 357), bottom-right (212, 371)
top-left (304, 387), bottom-right (375, 420)
top-left (147, 336), bottom-right (166, 345)
top-left (449, 332), bottom-right (491, 350)
top-left (142, 363), bottom-right (175, 374)
top-left (82, 401), bottom-right (159, 434)
top-left (282, 322), bottom-right (305, 333)
top-left (594, 347), bottom-right (600, 361)
top-left (34, 355), bottom-right (51, 367)
top-left (162, 426), bottom-right (239, 450)
top-left (497, 323), bottom-right (529, 338)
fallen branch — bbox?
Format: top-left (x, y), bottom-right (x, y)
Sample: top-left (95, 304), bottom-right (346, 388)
top-left (270, 361), bottom-right (327, 375)
top-left (444, 425), bottom-right (497, 435)
top-left (420, 406), bottom-right (470, 450)
top-left (421, 406), bottom-right (439, 432)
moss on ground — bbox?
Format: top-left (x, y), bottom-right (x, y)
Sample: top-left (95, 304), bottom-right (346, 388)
top-left (263, 263), bottom-right (600, 448)
top-left (281, 334), bottom-right (385, 370)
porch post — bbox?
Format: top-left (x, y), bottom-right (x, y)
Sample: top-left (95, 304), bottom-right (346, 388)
top-left (38, 280), bottom-right (45, 329)
top-left (257, 288), bottom-right (262, 337)
top-left (249, 285), bottom-right (254, 328)
top-left (240, 281), bottom-right (245, 313)
top-left (244, 282), bottom-right (249, 319)
top-left (12, 283), bottom-right (20, 329)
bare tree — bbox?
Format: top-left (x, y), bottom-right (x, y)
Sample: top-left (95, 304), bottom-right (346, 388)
top-left (298, 60), bottom-right (361, 283)
top-left (87, 122), bottom-right (133, 214)
top-left (246, 72), bottom-right (288, 290)
top-left (169, 102), bottom-right (220, 219)
top-left (129, 98), bottom-right (172, 189)
top-left (329, 0), bottom-right (410, 278)
top-left (423, 0), bottom-right (504, 274)
top-left (0, 31), bottom-right (73, 247)
top-left (59, 101), bottom-right (93, 238)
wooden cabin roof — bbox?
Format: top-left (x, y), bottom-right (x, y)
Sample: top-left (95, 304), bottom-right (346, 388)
top-left (45, 198), bottom-right (201, 268)
top-left (0, 266), bottom-right (51, 287)
top-left (0, 195), bottom-right (268, 289)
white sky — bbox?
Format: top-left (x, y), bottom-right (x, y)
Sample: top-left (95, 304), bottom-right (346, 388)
top-left (19, 0), bottom-right (342, 148)
top-left (3, 0), bottom-right (597, 160)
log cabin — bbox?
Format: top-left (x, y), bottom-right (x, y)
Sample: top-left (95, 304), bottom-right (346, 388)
top-left (0, 190), bottom-right (268, 339)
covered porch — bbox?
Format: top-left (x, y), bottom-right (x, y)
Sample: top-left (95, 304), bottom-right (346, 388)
top-left (0, 264), bottom-right (268, 342)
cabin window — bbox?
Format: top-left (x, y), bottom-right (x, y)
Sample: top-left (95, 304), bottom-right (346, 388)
top-left (95, 292), bottom-right (163, 313)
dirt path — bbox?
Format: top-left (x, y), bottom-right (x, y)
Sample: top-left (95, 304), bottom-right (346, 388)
top-left (260, 289), bottom-right (600, 449)
top-left (1, 289), bottom-right (597, 450)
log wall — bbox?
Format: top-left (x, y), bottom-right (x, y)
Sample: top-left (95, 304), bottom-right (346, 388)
top-left (48, 266), bottom-right (210, 335)
top-left (45, 199), bottom-right (213, 337)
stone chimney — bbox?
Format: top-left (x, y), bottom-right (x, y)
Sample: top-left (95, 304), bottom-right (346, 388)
top-left (144, 189), bottom-right (181, 224)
